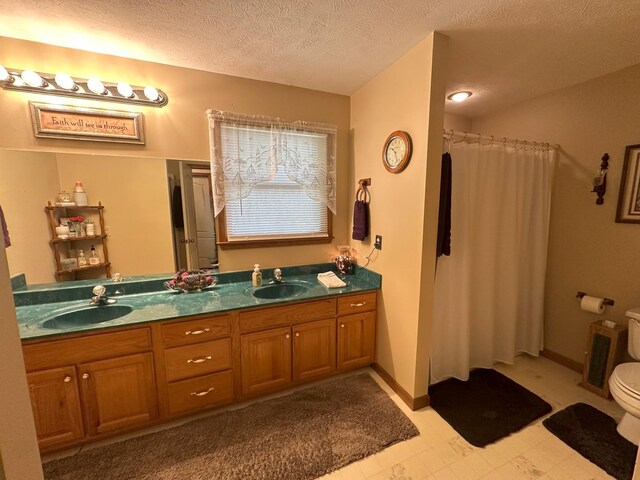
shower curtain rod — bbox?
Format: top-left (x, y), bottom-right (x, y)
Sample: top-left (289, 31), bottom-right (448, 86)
top-left (443, 129), bottom-right (559, 150)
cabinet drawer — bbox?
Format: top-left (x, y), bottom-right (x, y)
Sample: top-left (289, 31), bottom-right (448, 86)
top-left (168, 371), bottom-right (234, 416)
top-left (161, 315), bottom-right (231, 347)
top-left (239, 299), bottom-right (336, 333)
top-left (164, 339), bottom-right (231, 382)
top-left (23, 328), bottom-right (151, 372)
top-left (337, 292), bottom-right (377, 315)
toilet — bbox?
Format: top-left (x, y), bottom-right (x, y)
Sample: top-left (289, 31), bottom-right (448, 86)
top-left (609, 307), bottom-right (640, 445)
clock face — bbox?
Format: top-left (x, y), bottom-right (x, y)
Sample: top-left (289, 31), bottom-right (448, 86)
top-left (382, 130), bottom-right (412, 173)
top-left (385, 136), bottom-right (406, 167)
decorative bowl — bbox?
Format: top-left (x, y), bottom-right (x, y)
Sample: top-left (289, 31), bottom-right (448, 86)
top-left (164, 269), bottom-right (218, 293)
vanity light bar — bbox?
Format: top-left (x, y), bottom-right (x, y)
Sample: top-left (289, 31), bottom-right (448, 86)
top-left (0, 66), bottom-right (168, 107)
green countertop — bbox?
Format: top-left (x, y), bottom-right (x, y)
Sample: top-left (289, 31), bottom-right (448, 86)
top-left (16, 265), bottom-right (381, 341)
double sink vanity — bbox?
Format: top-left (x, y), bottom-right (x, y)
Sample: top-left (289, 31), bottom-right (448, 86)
top-left (14, 264), bottom-right (380, 453)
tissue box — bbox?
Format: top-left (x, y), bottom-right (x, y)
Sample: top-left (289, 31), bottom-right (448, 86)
top-left (60, 258), bottom-right (78, 271)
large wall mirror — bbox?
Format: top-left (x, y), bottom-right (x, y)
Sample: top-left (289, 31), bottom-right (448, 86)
top-left (0, 149), bottom-right (219, 285)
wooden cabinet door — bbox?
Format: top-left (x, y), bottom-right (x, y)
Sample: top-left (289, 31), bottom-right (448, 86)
top-left (241, 327), bottom-right (292, 396)
top-left (293, 319), bottom-right (336, 382)
top-left (79, 352), bottom-right (158, 436)
top-left (27, 366), bottom-right (84, 450)
top-left (337, 312), bottom-right (376, 370)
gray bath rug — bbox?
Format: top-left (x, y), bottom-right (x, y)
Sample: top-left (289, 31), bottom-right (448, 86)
top-left (43, 373), bottom-right (418, 480)
top-left (543, 403), bottom-right (637, 480)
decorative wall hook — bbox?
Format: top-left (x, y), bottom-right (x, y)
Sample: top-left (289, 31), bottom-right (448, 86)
top-left (592, 153), bottom-right (609, 205)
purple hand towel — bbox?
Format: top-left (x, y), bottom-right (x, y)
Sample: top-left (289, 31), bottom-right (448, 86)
top-left (0, 205), bottom-right (10, 248)
top-left (352, 200), bottom-right (369, 241)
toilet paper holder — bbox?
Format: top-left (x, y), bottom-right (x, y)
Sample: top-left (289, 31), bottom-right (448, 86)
top-left (576, 291), bottom-right (615, 306)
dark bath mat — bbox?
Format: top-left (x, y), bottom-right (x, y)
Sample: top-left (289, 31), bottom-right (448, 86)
top-left (428, 368), bottom-right (552, 447)
top-left (43, 374), bottom-right (419, 480)
top-left (543, 403), bottom-right (637, 480)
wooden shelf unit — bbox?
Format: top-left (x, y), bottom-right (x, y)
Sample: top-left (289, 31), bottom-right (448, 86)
top-left (45, 201), bottom-right (111, 281)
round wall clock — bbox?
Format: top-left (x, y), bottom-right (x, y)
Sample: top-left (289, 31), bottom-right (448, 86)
top-left (382, 130), bottom-right (412, 173)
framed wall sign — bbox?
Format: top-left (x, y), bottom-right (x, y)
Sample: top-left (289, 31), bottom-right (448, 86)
top-left (616, 144), bottom-right (640, 223)
top-left (29, 102), bottom-right (145, 144)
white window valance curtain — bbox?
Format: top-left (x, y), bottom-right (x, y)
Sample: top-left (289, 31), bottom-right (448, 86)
top-left (206, 110), bottom-right (337, 218)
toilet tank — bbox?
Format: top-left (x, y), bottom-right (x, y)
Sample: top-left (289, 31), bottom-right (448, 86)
top-left (627, 308), bottom-right (640, 359)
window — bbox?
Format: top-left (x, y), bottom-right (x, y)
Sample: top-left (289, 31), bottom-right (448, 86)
top-left (208, 111), bottom-right (337, 247)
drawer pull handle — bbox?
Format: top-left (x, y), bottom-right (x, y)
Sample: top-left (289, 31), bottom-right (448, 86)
top-left (64, 376), bottom-right (72, 383)
top-left (350, 302), bottom-right (366, 307)
top-left (187, 355), bottom-right (212, 364)
top-left (185, 328), bottom-right (211, 336)
top-left (82, 373), bottom-right (90, 380)
top-left (190, 387), bottom-right (215, 397)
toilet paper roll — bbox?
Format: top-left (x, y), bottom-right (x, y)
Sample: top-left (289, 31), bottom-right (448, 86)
top-left (580, 295), bottom-right (605, 314)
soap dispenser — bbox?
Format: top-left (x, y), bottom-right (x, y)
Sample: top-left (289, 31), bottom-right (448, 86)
top-left (77, 249), bottom-right (88, 267)
top-left (89, 245), bottom-right (100, 265)
top-left (252, 264), bottom-right (262, 287)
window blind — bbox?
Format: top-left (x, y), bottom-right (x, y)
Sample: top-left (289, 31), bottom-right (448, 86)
top-left (220, 123), bottom-right (330, 241)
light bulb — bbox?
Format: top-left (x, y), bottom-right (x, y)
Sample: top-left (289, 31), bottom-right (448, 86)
top-left (0, 65), bottom-right (10, 82)
top-left (54, 72), bottom-right (76, 90)
top-left (117, 82), bottom-right (133, 98)
top-left (447, 91), bottom-right (473, 103)
top-left (87, 77), bottom-right (106, 95)
top-left (143, 85), bottom-right (159, 101)
top-left (21, 70), bottom-right (45, 88)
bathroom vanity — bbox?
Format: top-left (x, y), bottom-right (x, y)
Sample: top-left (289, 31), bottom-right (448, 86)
top-left (16, 266), bottom-right (379, 452)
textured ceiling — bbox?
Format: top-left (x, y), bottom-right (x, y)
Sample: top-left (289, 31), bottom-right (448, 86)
top-left (1, 0), bottom-right (640, 117)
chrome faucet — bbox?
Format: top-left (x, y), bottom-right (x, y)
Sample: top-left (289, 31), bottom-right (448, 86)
top-left (90, 285), bottom-right (117, 305)
top-left (271, 268), bottom-right (284, 284)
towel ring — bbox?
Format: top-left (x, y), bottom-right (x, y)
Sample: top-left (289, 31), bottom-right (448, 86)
top-left (356, 186), bottom-right (370, 203)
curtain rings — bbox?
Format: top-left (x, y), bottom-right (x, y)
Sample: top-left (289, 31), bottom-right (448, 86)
top-left (453, 132), bottom-right (468, 144)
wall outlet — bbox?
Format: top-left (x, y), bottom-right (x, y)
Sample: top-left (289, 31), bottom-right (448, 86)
top-left (374, 235), bottom-right (382, 250)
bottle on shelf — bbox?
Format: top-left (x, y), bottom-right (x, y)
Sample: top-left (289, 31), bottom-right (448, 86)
top-left (77, 249), bottom-right (88, 267)
top-left (89, 245), bottom-right (100, 265)
top-left (73, 181), bottom-right (88, 207)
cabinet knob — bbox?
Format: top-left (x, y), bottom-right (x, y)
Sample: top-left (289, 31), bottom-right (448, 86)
top-left (285, 334), bottom-right (290, 339)
top-left (295, 332), bottom-right (300, 337)
top-left (64, 376), bottom-right (72, 383)
top-left (82, 373), bottom-right (90, 380)
top-left (340, 323), bottom-right (345, 328)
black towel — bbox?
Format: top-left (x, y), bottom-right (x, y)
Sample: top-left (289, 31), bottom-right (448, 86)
top-left (436, 153), bottom-right (452, 256)
top-left (352, 200), bottom-right (369, 241)
top-left (171, 185), bottom-right (184, 228)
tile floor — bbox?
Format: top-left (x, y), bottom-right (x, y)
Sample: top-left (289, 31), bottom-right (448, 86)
top-left (320, 356), bottom-right (628, 480)
top-left (45, 355), bottom-right (631, 480)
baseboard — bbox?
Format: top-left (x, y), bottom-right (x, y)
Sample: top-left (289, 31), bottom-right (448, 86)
top-left (541, 348), bottom-right (583, 373)
top-left (371, 363), bottom-right (430, 411)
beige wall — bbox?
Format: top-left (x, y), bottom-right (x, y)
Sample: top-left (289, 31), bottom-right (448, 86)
top-left (0, 245), bottom-right (43, 480)
top-left (473, 63), bottom-right (640, 363)
top-left (350, 33), bottom-right (448, 397)
top-left (444, 112), bottom-right (472, 132)
top-left (0, 36), bottom-right (351, 273)
top-left (0, 150), bottom-right (60, 284)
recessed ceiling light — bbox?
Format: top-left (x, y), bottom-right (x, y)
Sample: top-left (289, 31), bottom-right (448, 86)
top-left (447, 91), bottom-right (473, 102)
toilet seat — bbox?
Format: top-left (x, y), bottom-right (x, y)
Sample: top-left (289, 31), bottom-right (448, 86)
top-left (612, 363), bottom-right (640, 398)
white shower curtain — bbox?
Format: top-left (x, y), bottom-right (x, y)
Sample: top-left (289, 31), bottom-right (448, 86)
top-left (430, 141), bottom-right (557, 384)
